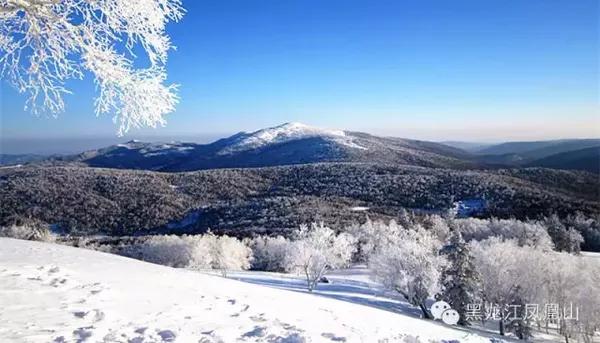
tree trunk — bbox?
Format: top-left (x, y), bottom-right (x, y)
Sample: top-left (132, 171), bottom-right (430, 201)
top-left (499, 320), bottom-right (505, 336)
top-left (419, 302), bottom-right (433, 320)
top-left (304, 267), bottom-right (313, 292)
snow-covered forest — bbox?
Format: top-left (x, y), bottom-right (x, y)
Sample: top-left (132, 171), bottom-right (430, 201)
top-left (3, 212), bottom-right (599, 342)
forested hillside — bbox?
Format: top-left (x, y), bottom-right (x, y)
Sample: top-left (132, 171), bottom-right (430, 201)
top-left (1, 164), bottom-right (597, 237)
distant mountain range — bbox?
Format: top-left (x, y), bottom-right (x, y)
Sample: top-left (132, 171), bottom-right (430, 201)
top-left (465, 139), bottom-right (600, 173)
top-left (2, 123), bottom-right (598, 173)
top-left (0, 154), bottom-right (48, 166)
top-left (525, 146), bottom-right (600, 174)
top-left (47, 122), bottom-right (473, 171)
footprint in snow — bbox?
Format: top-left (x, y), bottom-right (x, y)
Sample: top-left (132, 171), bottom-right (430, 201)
top-left (81, 283), bottom-right (106, 295)
top-left (265, 333), bottom-right (306, 343)
top-left (249, 314), bottom-right (267, 322)
top-left (156, 329), bottom-right (176, 342)
top-left (73, 311), bottom-right (87, 318)
top-left (72, 309), bottom-right (105, 322)
top-left (49, 277), bottom-right (68, 287)
top-left (275, 320), bottom-right (302, 332)
top-left (241, 326), bottom-right (267, 338)
top-left (321, 333), bottom-right (347, 342)
top-left (199, 331), bottom-right (225, 343)
top-left (72, 326), bottom-right (94, 342)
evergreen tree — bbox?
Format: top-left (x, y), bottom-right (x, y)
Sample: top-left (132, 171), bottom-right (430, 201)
top-left (442, 231), bottom-right (480, 326)
top-left (506, 286), bottom-right (532, 340)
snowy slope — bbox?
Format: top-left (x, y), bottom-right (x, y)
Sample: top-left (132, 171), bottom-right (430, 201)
top-left (0, 238), bottom-right (507, 343)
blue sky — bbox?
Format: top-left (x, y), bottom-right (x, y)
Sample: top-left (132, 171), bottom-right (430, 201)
top-left (1, 0), bottom-right (598, 144)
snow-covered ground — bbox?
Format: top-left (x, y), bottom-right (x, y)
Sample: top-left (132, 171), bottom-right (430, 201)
top-left (0, 238), bottom-right (517, 343)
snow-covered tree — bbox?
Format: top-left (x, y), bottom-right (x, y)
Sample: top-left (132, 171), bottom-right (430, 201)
top-left (542, 253), bottom-right (600, 343)
top-left (285, 223), bottom-right (356, 291)
top-left (441, 231), bottom-right (479, 326)
top-left (0, 223), bottom-right (54, 242)
top-left (0, 0), bottom-right (184, 135)
top-left (544, 214), bottom-right (584, 253)
top-left (248, 235), bottom-right (291, 272)
top-left (564, 212), bottom-right (600, 252)
top-left (470, 238), bottom-right (549, 337)
top-left (203, 232), bottom-right (253, 277)
top-left (574, 259), bottom-right (600, 343)
top-left (423, 214), bottom-right (451, 242)
top-left (345, 219), bottom-right (403, 262)
top-left (369, 225), bottom-right (445, 319)
top-left (455, 218), bottom-right (554, 251)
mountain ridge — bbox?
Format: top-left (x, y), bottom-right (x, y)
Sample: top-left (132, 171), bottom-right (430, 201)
top-left (5, 124), bottom-right (598, 173)
top-left (56, 122), bottom-right (475, 172)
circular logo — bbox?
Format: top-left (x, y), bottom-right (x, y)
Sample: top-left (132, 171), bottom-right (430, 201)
top-left (441, 309), bottom-right (460, 325)
top-left (430, 301), bottom-right (451, 320)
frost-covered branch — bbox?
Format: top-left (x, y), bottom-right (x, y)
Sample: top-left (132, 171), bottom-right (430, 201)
top-left (0, 0), bottom-right (184, 135)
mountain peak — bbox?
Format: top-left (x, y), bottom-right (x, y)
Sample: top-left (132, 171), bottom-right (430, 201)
top-left (255, 122), bottom-right (345, 139)
top-left (220, 122), bottom-right (348, 154)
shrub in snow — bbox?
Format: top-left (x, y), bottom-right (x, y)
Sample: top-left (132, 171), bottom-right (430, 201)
top-left (1, 0), bottom-right (184, 135)
top-left (369, 225), bottom-right (444, 319)
top-left (284, 223), bottom-right (357, 291)
top-left (0, 224), bottom-right (54, 242)
top-left (123, 235), bottom-right (204, 268)
top-left (248, 235), bottom-right (291, 272)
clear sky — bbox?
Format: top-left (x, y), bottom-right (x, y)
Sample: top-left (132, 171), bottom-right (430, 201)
top-left (1, 0), bottom-right (598, 145)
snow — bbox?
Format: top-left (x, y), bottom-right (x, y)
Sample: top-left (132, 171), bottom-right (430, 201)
top-left (0, 238), bottom-right (510, 343)
top-left (140, 144), bottom-right (193, 156)
top-left (581, 251), bottom-right (600, 259)
top-left (222, 122), bottom-right (367, 153)
top-left (112, 141), bottom-right (194, 157)
top-left (350, 206), bottom-right (370, 212)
